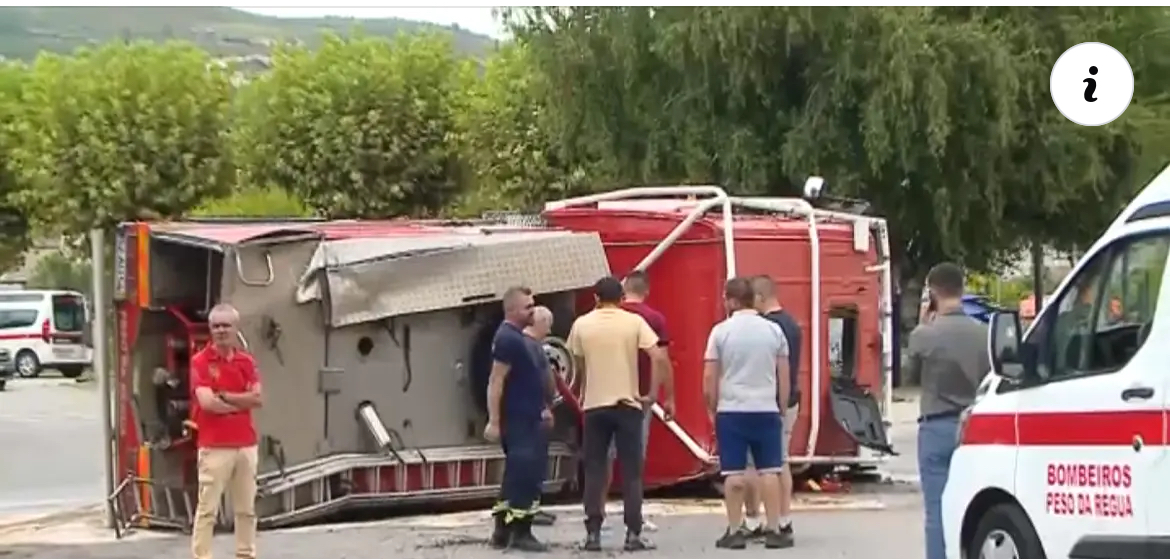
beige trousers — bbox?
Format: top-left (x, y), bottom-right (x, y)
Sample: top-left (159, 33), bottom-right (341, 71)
top-left (191, 445), bottom-right (259, 559)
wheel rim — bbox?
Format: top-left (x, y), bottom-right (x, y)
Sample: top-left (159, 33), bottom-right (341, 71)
top-left (16, 355), bottom-right (36, 377)
top-left (543, 337), bottom-right (576, 401)
top-left (980, 529), bottom-right (1020, 559)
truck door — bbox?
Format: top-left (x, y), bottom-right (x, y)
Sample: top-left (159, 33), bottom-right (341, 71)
top-left (1011, 231), bottom-right (1169, 559)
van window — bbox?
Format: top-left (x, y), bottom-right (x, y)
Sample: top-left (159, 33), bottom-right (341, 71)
top-left (1036, 233), bottom-right (1169, 382)
top-left (828, 307), bottom-right (858, 378)
top-left (51, 295), bottom-right (85, 332)
top-left (0, 309), bottom-right (38, 329)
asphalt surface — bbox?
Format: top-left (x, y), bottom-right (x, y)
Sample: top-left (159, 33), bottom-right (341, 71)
top-left (0, 379), bottom-right (928, 558)
top-left (0, 376), bottom-right (106, 517)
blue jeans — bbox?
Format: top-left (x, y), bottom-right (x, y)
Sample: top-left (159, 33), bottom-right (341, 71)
top-left (499, 417), bottom-right (548, 521)
top-left (918, 416), bottom-right (959, 559)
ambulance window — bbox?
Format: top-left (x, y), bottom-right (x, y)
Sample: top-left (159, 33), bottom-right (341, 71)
top-left (0, 309), bottom-right (38, 329)
top-left (1086, 234), bottom-right (1169, 370)
top-left (1039, 233), bottom-right (1170, 382)
top-left (1037, 254), bottom-right (1108, 381)
top-left (828, 307), bottom-right (858, 378)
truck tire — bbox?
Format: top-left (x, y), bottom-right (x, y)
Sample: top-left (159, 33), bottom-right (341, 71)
top-left (968, 503), bottom-right (1046, 559)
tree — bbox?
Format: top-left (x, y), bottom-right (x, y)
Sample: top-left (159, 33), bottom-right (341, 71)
top-left (505, 7), bottom-right (1158, 281)
top-left (9, 41), bottom-right (234, 236)
top-left (0, 61), bottom-right (30, 273)
top-left (235, 33), bottom-right (466, 219)
top-left (189, 185), bottom-right (314, 217)
top-left (452, 43), bottom-right (593, 216)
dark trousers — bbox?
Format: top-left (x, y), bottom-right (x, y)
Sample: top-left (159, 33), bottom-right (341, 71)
top-left (497, 417), bottom-right (548, 521)
top-left (582, 404), bottom-right (645, 534)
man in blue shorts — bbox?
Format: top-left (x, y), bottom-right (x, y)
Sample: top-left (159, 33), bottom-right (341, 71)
top-left (702, 277), bottom-right (791, 550)
top-left (485, 286), bottom-right (552, 552)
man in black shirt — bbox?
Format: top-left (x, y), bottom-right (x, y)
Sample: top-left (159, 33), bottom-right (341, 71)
top-left (739, 275), bottom-right (801, 545)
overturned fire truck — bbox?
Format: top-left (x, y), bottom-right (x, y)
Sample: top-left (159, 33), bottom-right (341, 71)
top-left (104, 185), bottom-right (895, 534)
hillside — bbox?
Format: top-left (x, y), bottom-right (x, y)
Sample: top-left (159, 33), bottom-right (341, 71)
top-left (0, 7), bottom-right (498, 61)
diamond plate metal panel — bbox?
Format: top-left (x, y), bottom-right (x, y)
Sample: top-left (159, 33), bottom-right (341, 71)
top-left (318, 231), bottom-right (610, 327)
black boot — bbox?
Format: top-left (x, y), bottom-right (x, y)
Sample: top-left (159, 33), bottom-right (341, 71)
top-left (532, 509), bottom-right (557, 526)
top-left (489, 511), bottom-right (509, 549)
top-left (508, 517), bottom-right (549, 552)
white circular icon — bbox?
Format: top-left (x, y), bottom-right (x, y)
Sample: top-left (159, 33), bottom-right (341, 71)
top-left (1050, 42), bottom-right (1134, 127)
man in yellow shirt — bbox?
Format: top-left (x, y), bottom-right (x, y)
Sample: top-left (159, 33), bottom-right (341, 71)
top-left (569, 276), bottom-right (669, 552)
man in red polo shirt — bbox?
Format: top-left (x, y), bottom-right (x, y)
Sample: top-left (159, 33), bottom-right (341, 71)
top-left (190, 304), bottom-right (263, 559)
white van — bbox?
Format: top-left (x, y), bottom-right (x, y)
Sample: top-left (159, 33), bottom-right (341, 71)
top-left (0, 290), bottom-right (90, 379)
top-left (942, 166), bottom-right (1170, 559)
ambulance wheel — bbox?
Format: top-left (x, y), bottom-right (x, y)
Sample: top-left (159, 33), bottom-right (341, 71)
top-left (968, 503), bottom-right (1046, 559)
top-left (15, 350), bottom-right (40, 378)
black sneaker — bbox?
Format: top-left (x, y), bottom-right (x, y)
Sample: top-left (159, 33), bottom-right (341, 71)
top-left (582, 531), bottom-right (603, 552)
top-left (715, 528), bottom-right (748, 549)
top-left (780, 522), bottom-right (794, 537)
top-left (764, 528), bottom-right (794, 549)
top-left (624, 532), bottom-right (656, 552)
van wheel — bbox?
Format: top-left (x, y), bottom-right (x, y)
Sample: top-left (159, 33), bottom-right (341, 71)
top-left (58, 366), bottom-right (84, 379)
top-left (15, 351), bottom-right (40, 378)
top-left (968, 503), bottom-right (1046, 559)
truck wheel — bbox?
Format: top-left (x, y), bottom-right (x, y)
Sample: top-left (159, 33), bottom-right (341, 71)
top-left (58, 366), bottom-right (85, 379)
top-left (15, 351), bottom-right (40, 378)
top-left (968, 503), bottom-right (1046, 559)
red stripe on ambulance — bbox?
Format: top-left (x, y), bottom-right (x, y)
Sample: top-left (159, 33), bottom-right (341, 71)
top-left (961, 410), bottom-right (1165, 446)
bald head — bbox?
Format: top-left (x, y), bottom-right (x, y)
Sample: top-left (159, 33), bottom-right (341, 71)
top-left (528, 305), bottom-right (554, 339)
top-left (208, 303), bottom-right (241, 350)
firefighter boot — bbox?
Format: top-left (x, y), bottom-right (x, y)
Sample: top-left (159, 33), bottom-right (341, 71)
top-left (508, 517), bottom-right (549, 552)
top-left (489, 511), bottom-right (509, 549)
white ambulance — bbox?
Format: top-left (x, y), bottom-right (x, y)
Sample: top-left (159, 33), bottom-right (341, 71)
top-left (0, 290), bottom-right (90, 378)
top-left (943, 166), bottom-right (1170, 559)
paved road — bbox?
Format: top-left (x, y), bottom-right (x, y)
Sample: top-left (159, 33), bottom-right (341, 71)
top-left (0, 377), bottom-right (106, 517)
top-left (0, 381), bottom-right (927, 557)
top-left (0, 493), bottom-right (925, 558)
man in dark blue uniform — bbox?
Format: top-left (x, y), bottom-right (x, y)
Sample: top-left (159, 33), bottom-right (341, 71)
top-left (485, 286), bottom-right (551, 552)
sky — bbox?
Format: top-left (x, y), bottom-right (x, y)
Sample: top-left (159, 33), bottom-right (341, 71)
top-left (234, 7), bottom-right (506, 38)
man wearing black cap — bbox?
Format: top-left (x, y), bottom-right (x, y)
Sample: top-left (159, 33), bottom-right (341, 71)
top-left (568, 276), bottom-right (669, 552)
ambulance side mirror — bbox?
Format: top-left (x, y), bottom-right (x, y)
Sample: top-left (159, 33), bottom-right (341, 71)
top-left (989, 311), bottom-right (1026, 380)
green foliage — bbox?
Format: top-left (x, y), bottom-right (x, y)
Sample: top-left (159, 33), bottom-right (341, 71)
top-left (189, 185), bottom-right (314, 218)
top-left (505, 7), bottom-right (1161, 279)
top-left (9, 41), bottom-right (235, 235)
top-left (26, 251), bottom-right (92, 297)
top-left (235, 33), bottom-right (466, 219)
top-left (451, 42), bottom-right (591, 216)
top-left (0, 61), bottom-right (30, 272)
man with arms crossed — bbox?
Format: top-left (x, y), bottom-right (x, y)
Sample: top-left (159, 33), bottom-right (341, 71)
top-left (598, 270), bottom-right (675, 533)
top-left (569, 276), bottom-right (669, 552)
top-left (485, 287), bottom-right (552, 552)
top-left (190, 304), bottom-right (263, 559)
top-left (739, 275), bottom-right (800, 545)
top-left (703, 278), bottom-right (791, 550)
top-left (903, 263), bottom-right (990, 559)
